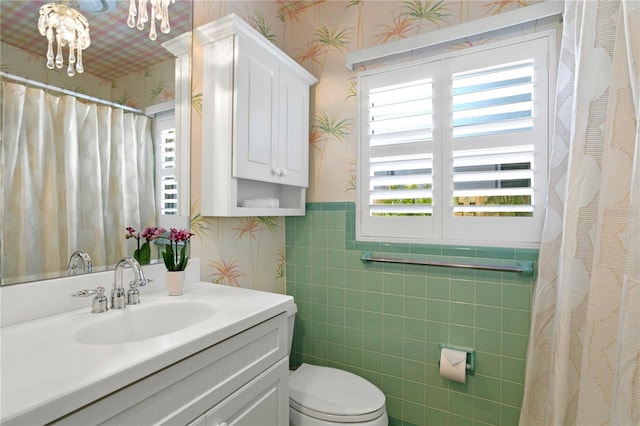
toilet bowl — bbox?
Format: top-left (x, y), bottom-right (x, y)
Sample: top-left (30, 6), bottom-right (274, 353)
top-left (289, 363), bottom-right (388, 425)
top-left (287, 307), bottom-right (388, 425)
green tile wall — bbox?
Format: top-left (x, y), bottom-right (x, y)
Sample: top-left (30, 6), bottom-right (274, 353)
top-left (285, 203), bottom-right (537, 426)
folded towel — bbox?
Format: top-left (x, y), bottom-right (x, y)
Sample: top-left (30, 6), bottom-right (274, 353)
top-left (239, 198), bottom-right (280, 208)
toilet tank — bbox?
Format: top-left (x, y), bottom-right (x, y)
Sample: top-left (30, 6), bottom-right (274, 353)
top-left (286, 303), bottom-right (297, 356)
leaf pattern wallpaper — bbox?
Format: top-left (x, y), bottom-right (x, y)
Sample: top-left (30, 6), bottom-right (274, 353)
top-left (112, 60), bottom-right (176, 108)
top-left (190, 0), bottom-right (544, 293)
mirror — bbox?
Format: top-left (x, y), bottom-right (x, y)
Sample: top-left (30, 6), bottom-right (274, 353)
top-left (0, 0), bottom-right (192, 285)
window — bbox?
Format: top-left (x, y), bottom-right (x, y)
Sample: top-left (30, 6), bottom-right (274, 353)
top-left (152, 109), bottom-right (179, 217)
top-left (357, 33), bottom-right (553, 247)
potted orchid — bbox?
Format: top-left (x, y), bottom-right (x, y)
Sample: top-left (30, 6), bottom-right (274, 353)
top-left (162, 228), bottom-right (194, 296)
top-left (125, 226), bottom-right (165, 265)
top-left (162, 228), bottom-right (194, 271)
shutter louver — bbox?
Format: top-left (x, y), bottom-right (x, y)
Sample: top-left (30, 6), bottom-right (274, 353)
top-left (368, 79), bottom-right (433, 216)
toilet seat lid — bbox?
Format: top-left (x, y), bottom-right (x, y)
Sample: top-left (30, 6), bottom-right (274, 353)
top-left (289, 364), bottom-right (386, 420)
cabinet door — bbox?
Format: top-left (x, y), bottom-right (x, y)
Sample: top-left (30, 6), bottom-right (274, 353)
top-left (277, 67), bottom-right (310, 188)
top-left (205, 358), bottom-right (289, 426)
top-left (234, 35), bottom-right (279, 184)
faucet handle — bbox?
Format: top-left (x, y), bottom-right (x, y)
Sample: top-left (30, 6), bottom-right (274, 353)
top-left (127, 280), bottom-right (140, 305)
top-left (72, 286), bottom-right (108, 313)
top-left (139, 277), bottom-right (153, 287)
top-left (127, 277), bottom-right (153, 305)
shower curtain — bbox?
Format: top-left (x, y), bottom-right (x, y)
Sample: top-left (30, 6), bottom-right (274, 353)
top-left (1, 81), bottom-right (156, 281)
top-left (520, 1), bottom-right (639, 425)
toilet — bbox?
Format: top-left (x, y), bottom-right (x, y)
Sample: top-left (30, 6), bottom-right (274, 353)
top-left (287, 307), bottom-right (388, 425)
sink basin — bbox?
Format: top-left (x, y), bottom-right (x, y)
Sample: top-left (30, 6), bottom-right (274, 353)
top-left (74, 300), bottom-right (216, 345)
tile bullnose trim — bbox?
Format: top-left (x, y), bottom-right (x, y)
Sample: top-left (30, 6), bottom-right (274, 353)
top-left (299, 202), bottom-right (539, 263)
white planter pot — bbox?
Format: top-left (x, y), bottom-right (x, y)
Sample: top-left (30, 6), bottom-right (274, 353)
top-left (166, 270), bottom-right (185, 296)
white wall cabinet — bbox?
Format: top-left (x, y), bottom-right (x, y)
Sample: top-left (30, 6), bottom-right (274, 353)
top-left (53, 314), bottom-right (289, 426)
top-left (196, 14), bottom-right (317, 217)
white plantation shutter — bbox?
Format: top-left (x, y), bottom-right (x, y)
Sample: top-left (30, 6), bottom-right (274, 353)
top-left (369, 77), bottom-right (434, 216)
top-left (442, 37), bottom-right (548, 244)
top-left (359, 63), bottom-right (439, 240)
top-left (450, 59), bottom-right (536, 216)
top-left (358, 34), bottom-right (552, 246)
top-left (159, 127), bottom-right (178, 215)
top-left (153, 111), bottom-right (179, 217)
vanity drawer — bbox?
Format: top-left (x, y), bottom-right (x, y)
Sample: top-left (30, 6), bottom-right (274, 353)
top-left (54, 313), bottom-right (288, 425)
top-left (189, 357), bottom-right (289, 426)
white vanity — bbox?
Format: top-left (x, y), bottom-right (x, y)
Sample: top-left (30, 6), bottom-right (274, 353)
top-left (0, 265), bottom-right (295, 425)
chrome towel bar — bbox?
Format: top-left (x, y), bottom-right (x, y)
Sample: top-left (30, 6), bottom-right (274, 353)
top-left (360, 252), bottom-right (534, 276)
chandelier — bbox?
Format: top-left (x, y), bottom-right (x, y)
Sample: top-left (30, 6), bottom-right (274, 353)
top-left (38, 3), bottom-right (90, 77)
top-left (127, 0), bottom-right (175, 41)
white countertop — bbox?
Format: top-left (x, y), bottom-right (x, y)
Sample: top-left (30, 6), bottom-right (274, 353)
top-left (0, 282), bottom-right (295, 425)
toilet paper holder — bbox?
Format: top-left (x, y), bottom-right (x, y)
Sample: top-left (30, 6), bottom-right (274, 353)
top-left (438, 344), bottom-right (476, 375)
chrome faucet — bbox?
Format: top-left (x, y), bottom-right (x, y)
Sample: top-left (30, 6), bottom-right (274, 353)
top-left (67, 250), bottom-right (93, 275)
top-left (111, 257), bottom-right (151, 309)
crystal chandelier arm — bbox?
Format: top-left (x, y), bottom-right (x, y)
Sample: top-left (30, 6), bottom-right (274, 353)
top-left (160, 0), bottom-right (171, 34)
top-left (137, 0), bottom-right (149, 31)
top-left (127, 0), bottom-right (137, 28)
top-left (45, 27), bottom-right (55, 69)
top-left (149, 2), bottom-right (158, 40)
top-left (67, 58), bottom-right (75, 76)
top-left (69, 44), bottom-right (76, 64)
top-left (76, 48), bottom-right (84, 74)
top-left (55, 32), bottom-right (64, 69)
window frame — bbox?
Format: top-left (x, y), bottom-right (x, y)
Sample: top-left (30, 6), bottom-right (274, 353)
top-left (356, 31), bottom-right (557, 248)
